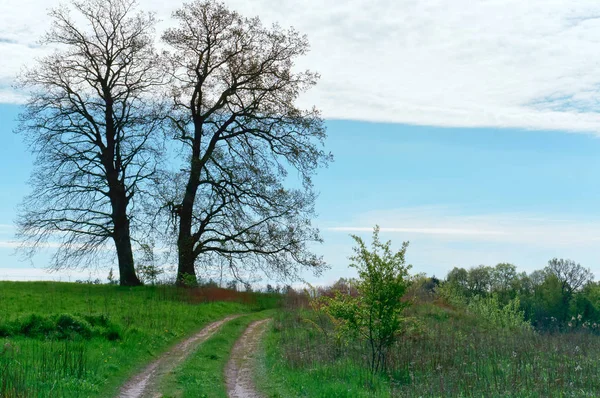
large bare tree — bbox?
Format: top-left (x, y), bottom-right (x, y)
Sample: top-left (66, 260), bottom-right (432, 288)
top-left (161, 0), bottom-right (332, 284)
top-left (16, 0), bottom-right (162, 285)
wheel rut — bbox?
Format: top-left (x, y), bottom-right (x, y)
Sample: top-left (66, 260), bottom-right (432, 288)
top-left (118, 314), bottom-right (241, 398)
top-left (225, 318), bottom-right (271, 398)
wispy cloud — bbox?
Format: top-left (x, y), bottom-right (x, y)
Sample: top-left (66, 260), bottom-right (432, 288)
top-left (4, 1), bottom-right (600, 132)
top-left (327, 227), bottom-right (506, 236)
top-left (0, 224), bottom-right (14, 232)
top-left (0, 240), bottom-right (63, 249)
top-left (325, 207), bottom-right (600, 247)
top-left (310, 207), bottom-right (600, 284)
top-left (0, 266), bottom-right (109, 281)
top-left (0, 239), bottom-right (171, 253)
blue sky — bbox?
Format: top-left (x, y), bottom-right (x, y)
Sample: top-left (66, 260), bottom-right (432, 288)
top-left (311, 121), bottom-right (600, 282)
top-left (4, 0), bottom-right (600, 284)
top-left (3, 102), bottom-right (600, 283)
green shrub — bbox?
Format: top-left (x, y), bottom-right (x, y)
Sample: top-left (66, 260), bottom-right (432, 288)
top-left (83, 314), bottom-right (111, 328)
top-left (54, 314), bottom-right (92, 339)
top-left (0, 313), bottom-right (120, 340)
top-left (467, 294), bottom-right (531, 331)
top-left (16, 314), bottom-right (55, 338)
top-left (316, 226), bottom-right (412, 373)
top-left (0, 322), bottom-right (13, 337)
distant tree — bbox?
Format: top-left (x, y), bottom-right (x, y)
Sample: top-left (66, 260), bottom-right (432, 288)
top-left (421, 275), bottom-right (440, 294)
top-left (135, 243), bottom-right (163, 285)
top-left (15, 0), bottom-right (163, 286)
top-left (160, 0), bottom-right (331, 285)
top-left (491, 263), bottom-right (518, 303)
top-left (529, 269), bottom-right (548, 289)
top-left (446, 267), bottom-right (468, 291)
top-left (467, 265), bottom-right (493, 296)
top-left (107, 268), bottom-right (118, 285)
top-left (319, 226), bottom-right (412, 373)
top-left (492, 263), bottom-right (517, 291)
top-left (581, 282), bottom-right (600, 309)
top-left (331, 277), bottom-right (357, 296)
top-left (536, 274), bottom-right (567, 323)
top-left (545, 258), bottom-right (593, 299)
top-left (513, 271), bottom-right (529, 292)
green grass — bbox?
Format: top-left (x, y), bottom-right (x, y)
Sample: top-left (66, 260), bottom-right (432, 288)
top-left (159, 310), bottom-right (275, 398)
top-left (0, 281), bottom-right (278, 397)
top-left (258, 335), bottom-right (391, 398)
top-left (258, 303), bottom-right (600, 397)
top-left (256, 310), bottom-right (391, 398)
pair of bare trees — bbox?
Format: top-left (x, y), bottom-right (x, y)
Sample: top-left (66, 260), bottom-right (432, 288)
top-left (16, 0), bottom-right (331, 286)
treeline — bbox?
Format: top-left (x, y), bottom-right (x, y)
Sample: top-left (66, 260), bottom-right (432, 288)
top-left (435, 258), bottom-right (598, 330)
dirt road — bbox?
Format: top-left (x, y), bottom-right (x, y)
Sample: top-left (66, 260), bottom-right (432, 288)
top-left (118, 315), bottom-right (240, 398)
top-left (225, 318), bottom-right (271, 398)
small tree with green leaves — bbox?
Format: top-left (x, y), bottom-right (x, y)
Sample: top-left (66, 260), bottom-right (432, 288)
top-left (107, 268), bottom-right (118, 285)
top-left (135, 243), bottom-right (164, 285)
top-left (321, 226), bottom-right (412, 373)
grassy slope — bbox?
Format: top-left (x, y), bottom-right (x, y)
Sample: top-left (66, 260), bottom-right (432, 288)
top-left (159, 310), bottom-right (275, 398)
top-left (257, 303), bottom-right (600, 398)
top-left (255, 311), bottom-right (391, 398)
top-left (0, 282), bottom-right (276, 397)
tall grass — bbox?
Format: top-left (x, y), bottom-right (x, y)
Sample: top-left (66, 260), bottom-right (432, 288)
top-left (0, 281), bottom-right (279, 397)
top-left (261, 300), bottom-right (600, 397)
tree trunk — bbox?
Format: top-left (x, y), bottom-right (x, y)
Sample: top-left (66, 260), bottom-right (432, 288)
top-left (113, 221), bottom-right (140, 286)
top-left (176, 126), bottom-right (203, 286)
top-left (176, 234), bottom-right (197, 286)
top-left (176, 191), bottom-right (198, 286)
top-left (112, 192), bottom-right (141, 286)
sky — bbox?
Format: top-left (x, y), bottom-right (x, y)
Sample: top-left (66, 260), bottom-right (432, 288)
top-left (2, 0), bottom-right (600, 284)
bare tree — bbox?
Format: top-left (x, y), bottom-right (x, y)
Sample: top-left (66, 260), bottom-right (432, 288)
top-left (161, 0), bottom-right (332, 285)
top-left (545, 258), bottom-right (593, 298)
top-left (15, 0), bottom-right (162, 285)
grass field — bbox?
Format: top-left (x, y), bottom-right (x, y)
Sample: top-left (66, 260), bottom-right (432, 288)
top-left (0, 281), bottom-right (278, 397)
top-left (257, 302), bottom-right (600, 397)
top-left (6, 281), bottom-right (599, 397)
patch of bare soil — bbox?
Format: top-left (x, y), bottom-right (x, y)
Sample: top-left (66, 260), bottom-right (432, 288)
top-left (118, 315), bottom-right (241, 398)
top-left (225, 318), bottom-right (271, 398)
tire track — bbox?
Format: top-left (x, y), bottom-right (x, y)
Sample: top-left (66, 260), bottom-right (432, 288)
top-left (118, 314), bottom-right (241, 398)
top-left (225, 318), bottom-right (271, 398)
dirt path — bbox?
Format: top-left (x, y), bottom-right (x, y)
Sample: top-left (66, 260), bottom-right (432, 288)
top-left (225, 318), bottom-right (271, 398)
top-left (118, 315), bottom-right (241, 398)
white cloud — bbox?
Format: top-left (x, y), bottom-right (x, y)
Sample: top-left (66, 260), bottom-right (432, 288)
top-left (308, 207), bottom-right (600, 283)
top-left (4, 0), bottom-right (600, 132)
top-left (0, 224), bottom-right (14, 232)
top-left (327, 226), bottom-right (506, 236)
top-left (325, 206), bottom-right (600, 247)
top-left (0, 266), bottom-right (108, 281)
top-left (0, 240), bottom-right (69, 249)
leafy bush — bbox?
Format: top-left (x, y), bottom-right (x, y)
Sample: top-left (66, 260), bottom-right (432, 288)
top-left (467, 294), bottom-right (531, 331)
top-left (0, 313), bottom-right (120, 340)
top-left (316, 226), bottom-right (412, 373)
top-left (54, 314), bottom-right (93, 339)
top-left (14, 314), bottom-right (55, 338)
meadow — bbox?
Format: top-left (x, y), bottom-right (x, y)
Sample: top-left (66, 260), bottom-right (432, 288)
top-left (0, 281), bottom-right (278, 397)
top-left (4, 275), bottom-right (600, 397)
top-left (257, 295), bottom-right (600, 397)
